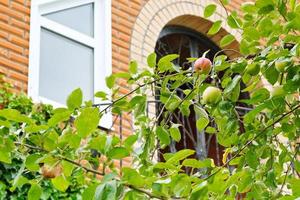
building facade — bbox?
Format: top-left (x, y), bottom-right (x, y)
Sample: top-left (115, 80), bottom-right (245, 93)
top-left (0, 0), bottom-right (247, 166)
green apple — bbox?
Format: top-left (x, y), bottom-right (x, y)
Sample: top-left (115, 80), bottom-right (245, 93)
top-left (275, 59), bottom-right (290, 72)
top-left (203, 86), bottom-right (222, 104)
top-left (245, 63), bottom-right (260, 76)
top-left (270, 86), bottom-right (284, 97)
top-left (194, 57), bottom-right (212, 75)
top-left (231, 59), bottom-right (247, 73)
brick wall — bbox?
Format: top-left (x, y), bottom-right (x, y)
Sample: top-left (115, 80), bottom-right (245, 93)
top-left (0, 0), bottom-right (30, 93)
top-left (0, 0), bottom-right (248, 167)
top-left (0, 0), bottom-right (247, 94)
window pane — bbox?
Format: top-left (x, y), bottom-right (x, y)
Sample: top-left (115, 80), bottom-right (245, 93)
top-left (44, 3), bottom-right (94, 36)
top-left (39, 28), bottom-right (94, 105)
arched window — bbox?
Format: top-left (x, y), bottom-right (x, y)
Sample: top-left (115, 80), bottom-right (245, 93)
top-left (155, 26), bottom-right (248, 166)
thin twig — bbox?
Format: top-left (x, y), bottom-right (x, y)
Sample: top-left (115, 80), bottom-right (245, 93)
top-left (14, 142), bottom-right (105, 176)
top-left (99, 71), bottom-right (192, 114)
top-left (204, 104), bottom-right (300, 180)
top-left (217, 0), bottom-right (229, 17)
top-left (14, 142), bottom-right (169, 199)
top-left (277, 146), bottom-right (299, 196)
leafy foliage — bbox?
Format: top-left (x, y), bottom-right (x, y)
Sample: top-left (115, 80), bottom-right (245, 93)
top-left (1, 0), bottom-right (300, 199)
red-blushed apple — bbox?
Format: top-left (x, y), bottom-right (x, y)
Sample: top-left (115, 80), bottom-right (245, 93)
top-left (203, 86), bottom-right (222, 104)
top-left (270, 86), bottom-right (284, 97)
top-left (194, 57), bottom-right (212, 75)
top-left (41, 164), bottom-right (62, 179)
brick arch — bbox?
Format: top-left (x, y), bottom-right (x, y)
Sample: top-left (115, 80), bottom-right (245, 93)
top-left (130, 0), bottom-right (241, 64)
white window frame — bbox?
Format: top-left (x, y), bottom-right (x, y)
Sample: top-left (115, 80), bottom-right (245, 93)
top-left (28, 0), bottom-right (112, 128)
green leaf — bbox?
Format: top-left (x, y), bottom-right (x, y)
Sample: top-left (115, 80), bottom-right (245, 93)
top-left (194, 105), bottom-right (209, 119)
top-left (154, 162), bottom-right (179, 170)
top-left (263, 64), bottom-right (279, 85)
top-left (88, 134), bottom-right (107, 152)
top-left (228, 83), bottom-right (240, 102)
top-left (114, 72), bottom-right (131, 79)
top-left (95, 91), bottom-right (107, 100)
top-left (166, 149), bottom-right (195, 164)
top-left (0, 151), bottom-right (11, 164)
top-left (245, 149), bottom-right (259, 169)
top-left (129, 60), bottom-right (138, 74)
top-left (124, 191), bottom-right (148, 200)
top-left (0, 109), bottom-right (33, 124)
top-left (48, 109), bottom-right (72, 127)
top-left (106, 75), bottom-right (116, 89)
top-left (227, 14), bottom-right (241, 29)
top-left (156, 126), bottom-right (170, 147)
top-left (28, 183), bottom-right (42, 200)
top-left (25, 154), bottom-right (41, 171)
top-left (25, 124), bottom-right (48, 133)
top-left (207, 20), bottom-right (222, 35)
top-left (204, 4), bottom-right (216, 18)
top-left (59, 129), bottom-right (81, 149)
top-left (129, 95), bottom-right (146, 108)
top-left (220, 34), bottom-right (235, 47)
top-left (255, 0), bottom-right (274, 8)
top-left (124, 135), bottom-right (138, 149)
top-left (289, 178), bottom-right (300, 197)
top-left (10, 174), bottom-right (28, 192)
top-left (244, 103), bottom-right (268, 123)
top-left (74, 107), bottom-right (100, 138)
top-left (94, 180), bottom-right (117, 200)
top-left (147, 52), bottom-right (157, 68)
top-left (62, 160), bottom-right (74, 177)
top-left (0, 119), bottom-right (11, 128)
top-left (122, 168), bottom-right (145, 187)
top-left (182, 158), bottom-right (215, 168)
top-left (242, 88), bottom-right (270, 104)
top-left (224, 75), bottom-right (241, 96)
top-left (244, 27), bottom-right (260, 41)
top-left (157, 54), bottom-right (179, 72)
top-left (237, 169), bottom-right (253, 193)
top-left (51, 175), bottom-right (69, 192)
top-left (196, 117), bottom-right (209, 131)
top-left (242, 2), bottom-right (257, 13)
top-left (66, 88), bottom-right (82, 110)
top-left (0, 137), bottom-right (14, 164)
top-left (83, 184), bottom-right (97, 200)
top-left (107, 147), bottom-right (129, 159)
top-left (220, 0), bottom-right (229, 5)
top-left (170, 124), bottom-right (181, 142)
top-left (224, 75), bottom-right (241, 92)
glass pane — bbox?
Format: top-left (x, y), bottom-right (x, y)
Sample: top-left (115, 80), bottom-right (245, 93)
top-left (39, 28), bottom-right (94, 105)
top-left (44, 3), bottom-right (94, 36)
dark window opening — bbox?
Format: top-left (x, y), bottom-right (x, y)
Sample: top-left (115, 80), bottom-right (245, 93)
top-left (154, 26), bottom-right (249, 167)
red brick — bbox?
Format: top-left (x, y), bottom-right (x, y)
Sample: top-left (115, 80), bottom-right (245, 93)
top-left (0, 21), bottom-right (24, 37)
top-left (0, 30), bottom-right (8, 39)
top-left (10, 18), bottom-right (30, 31)
top-left (0, 39), bottom-right (24, 54)
top-left (9, 51), bottom-right (28, 65)
top-left (11, 1), bottom-right (30, 15)
top-left (9, 35), bottom-right (29, 48)
top-left (0, 13), bottom-right (9, 22)
top-left (0, 57), bottom-right (27, 73)
top-left (0, 0), bottom-right (9, 6)
top-left (0, 5), bottom-right (25, 20)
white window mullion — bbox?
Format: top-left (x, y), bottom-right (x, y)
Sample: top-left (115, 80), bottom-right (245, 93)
top-left (94, 0), bottom-right (112, 127)
top-left (40, 17), bottom-right (95, 48)
top-left (39, 0), bottom-right (94, 15)
top-left (28, 3), bottom-right (41, 100)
